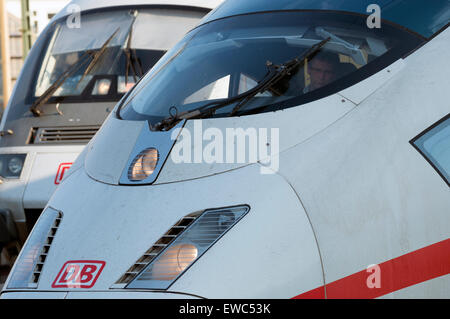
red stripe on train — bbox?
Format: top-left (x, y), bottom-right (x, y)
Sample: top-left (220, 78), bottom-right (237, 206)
top-left (293, 238), bottom-right (450, 299)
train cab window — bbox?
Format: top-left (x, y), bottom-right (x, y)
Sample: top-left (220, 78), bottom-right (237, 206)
top-left (119, 10), bottom-right (424, 128)
top-left (31, 8), bottom-right (204, 103)
top-left (412, 114), bottom-right (450, 186)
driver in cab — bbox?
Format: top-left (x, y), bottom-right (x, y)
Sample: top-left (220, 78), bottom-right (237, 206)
top-left (303, 52), bottom-right (340, 93)
top-left (274, 51), bottom-right (341, 96)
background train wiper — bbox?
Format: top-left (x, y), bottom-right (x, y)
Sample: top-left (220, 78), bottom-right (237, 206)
top-left (154, 37), bottom-right (331, 131)
top-left (124, 11), bottom-right (143, 84)
top-left (29, 29), bottom-right (120, 117)
top-left (76, 27), bottom-right (121, 87)
top-left (29, 52), bottom-right (92, 116)
top-left (78, 10), bottom-right (140, 90)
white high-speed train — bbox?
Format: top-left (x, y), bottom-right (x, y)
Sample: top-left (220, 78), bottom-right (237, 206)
top-left (0, 0), bottom-right (220, 256)
top-left (1, 0), bottom-right (449, 299)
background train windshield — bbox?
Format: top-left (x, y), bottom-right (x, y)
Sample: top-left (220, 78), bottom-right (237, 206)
top-left (119, 11), bottom-right (424, 128)
top-left (33, 8), bottom-right (203, 101)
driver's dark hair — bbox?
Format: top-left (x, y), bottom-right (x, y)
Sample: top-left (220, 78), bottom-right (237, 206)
top-left (309, 49), bottom-right (341, 66)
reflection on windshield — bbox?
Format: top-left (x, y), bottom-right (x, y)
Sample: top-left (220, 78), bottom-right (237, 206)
top-left (120, 11), bottom-right (423, 126)
top-left (33, 8), bottom-right (205, 100)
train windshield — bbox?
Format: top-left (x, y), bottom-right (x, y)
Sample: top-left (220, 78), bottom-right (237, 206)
top-left (33, 8), bottom-right (203, 102)
top-left (119, 10), bottom-right (425, 129)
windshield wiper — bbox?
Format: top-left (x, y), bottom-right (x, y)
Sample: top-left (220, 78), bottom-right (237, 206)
top-left (124, 11), bottom-right (143, 84)
top-left (29, 51), bottom-right (94, 116)
top-left (153, 37), bottom-right (331, 131)
top-left (76, 27), bottom-right (121, 87)
top-left (29, 28), bottom-right (121, 117)
top-left (80, 11), bottom-right (139, 88)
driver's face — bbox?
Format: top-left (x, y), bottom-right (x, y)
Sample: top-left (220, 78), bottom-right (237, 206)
top-left (309, 58), bottom-right (335, 90)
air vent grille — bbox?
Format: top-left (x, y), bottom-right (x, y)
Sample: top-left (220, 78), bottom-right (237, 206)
top-left (30, 212), bottom-right (63, 285)
top-left (115, 213), bottom-right (200, 285)
top-left (33, 126), bottom-right (100, 144)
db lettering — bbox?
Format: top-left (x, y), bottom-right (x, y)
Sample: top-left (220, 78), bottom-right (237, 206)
top-left (52, 260), bottom-right (105, 288)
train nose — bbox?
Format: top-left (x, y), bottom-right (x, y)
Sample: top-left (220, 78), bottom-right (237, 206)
top-left (3, 160), bottom-right (324, 298)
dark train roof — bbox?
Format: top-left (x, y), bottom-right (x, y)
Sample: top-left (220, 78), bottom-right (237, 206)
top-left (202, 0), bottom-right (449, 38)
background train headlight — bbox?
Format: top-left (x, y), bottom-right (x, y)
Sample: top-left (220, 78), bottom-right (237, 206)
top-left (0, 154), bottom-right (26, 178)
top-left (127, 205), bottom-right (249, 289)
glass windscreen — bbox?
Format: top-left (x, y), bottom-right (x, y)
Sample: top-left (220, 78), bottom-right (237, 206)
top-left (119, 11), bottom-right (423, 129)
top-left (33, 8), bottom-right (204, 100)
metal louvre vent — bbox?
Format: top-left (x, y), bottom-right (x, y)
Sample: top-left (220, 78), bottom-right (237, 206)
top-left (118, 206), bottom-right (249, 290)
top-left (30, 212), bottom-right (63, 285)
top-left (133, 208), bottom-right (248, 288)
top-left (7, 208), bottom-right (63, 289)
top-left (115, 213), bottom-right (200, 286)
top-left (33, 126), bottom-right (100, 144)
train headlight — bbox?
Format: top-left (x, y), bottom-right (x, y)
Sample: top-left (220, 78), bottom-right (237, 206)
top-left (127, 205), bottom-right (249, 289)
top-left (128, 148), bottom-right (159, 181)
top-left (0, 154), bottom-right (26, 178)
top-left (151, 244), bottom-right (198, 281)
top-left (7, 207), bottom-right (62, 289)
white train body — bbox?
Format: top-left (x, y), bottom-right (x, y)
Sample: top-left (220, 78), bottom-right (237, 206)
top-left (0, 0), bottom-right (220, 243)
top-left (1, 0), bottom-right (449, 298)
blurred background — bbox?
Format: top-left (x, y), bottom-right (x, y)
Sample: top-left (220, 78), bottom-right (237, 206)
top-left (1, 0), bottom-right (70, 118)
top-left (0, 0), bottom-right (69, 284)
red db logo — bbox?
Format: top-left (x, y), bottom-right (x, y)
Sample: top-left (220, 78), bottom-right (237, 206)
top-left (52, 260), bottom-right (106, 288)
top-left (55, 163), bottom-right (73, 185)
